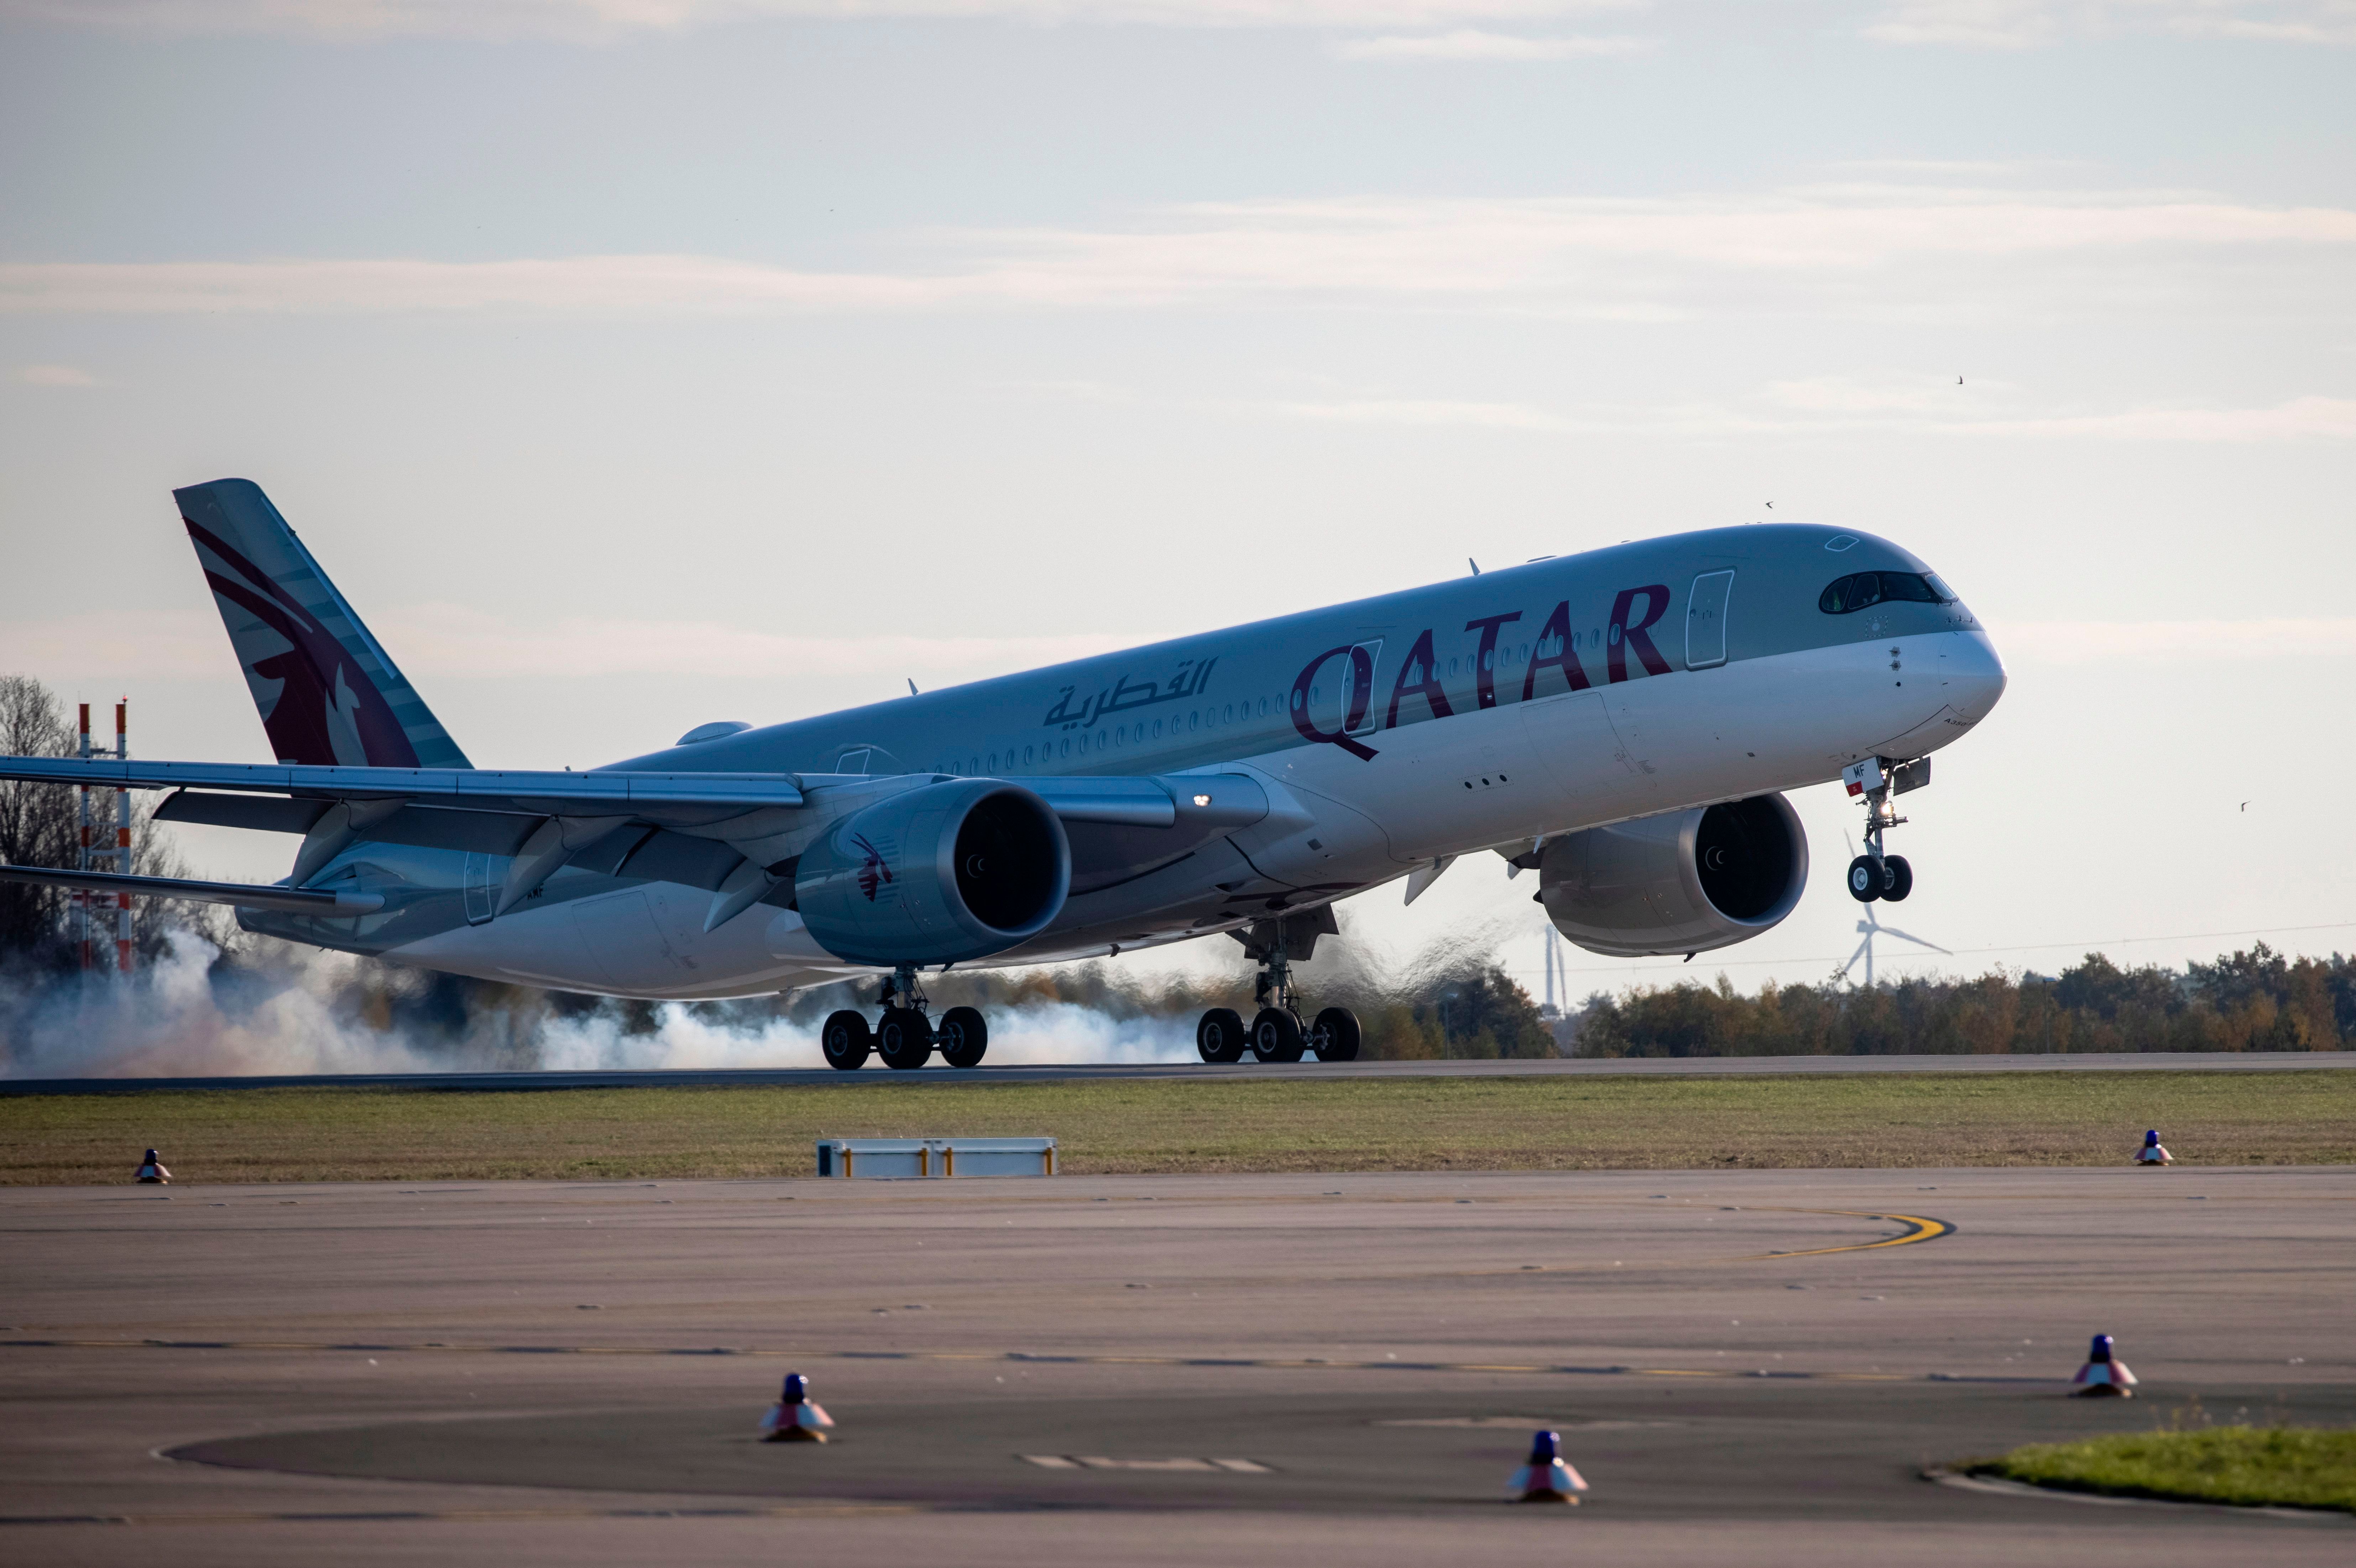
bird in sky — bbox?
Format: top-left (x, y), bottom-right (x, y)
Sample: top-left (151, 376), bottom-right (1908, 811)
top-left (1957, 375), bottom-right (1964, 385)
top-left (1764, 501), bottom-right (1773, 509)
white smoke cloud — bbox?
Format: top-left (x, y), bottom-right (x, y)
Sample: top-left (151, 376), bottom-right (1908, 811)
top-left (2, 929), bottom-right (445, 1077)
top-left (0, 928), bottom-right (1201, 1078)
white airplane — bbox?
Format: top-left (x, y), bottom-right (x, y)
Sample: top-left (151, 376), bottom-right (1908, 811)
top-left (0, 480), bottom-right (2004, 1069)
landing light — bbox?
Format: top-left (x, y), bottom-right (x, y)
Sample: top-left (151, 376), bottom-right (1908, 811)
top-left (1192, 794), bottom-right (1211, 807)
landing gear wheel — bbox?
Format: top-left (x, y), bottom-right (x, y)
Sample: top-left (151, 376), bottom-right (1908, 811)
top-left (821, 1009), bottom-right (872, 1071)
top-left (1310, 1007), bottom-right (1361, 1063)
top-left (876, 1007), bottom-right (933, 1070)
top-left (938, 1006), bottom-right (988, 1069)
top-left (1197, 1007), bottom-right (1248, 1064)
top-left (1846, 855), bottom-right (1883, 903)
top-left (1880, 855), bottom-right (1913, 902)
top-left (1251, 1007), bottom-right (1306, 1063)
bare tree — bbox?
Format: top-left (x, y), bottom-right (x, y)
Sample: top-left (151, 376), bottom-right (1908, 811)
top-left (0, 674), bottom-right (239, 966)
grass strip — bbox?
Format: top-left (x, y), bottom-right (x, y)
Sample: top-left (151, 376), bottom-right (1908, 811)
top-left (0, 1069), bottom-right (2349, 1184)
top-left (1969, 1426), bottom-right (2356, 1513)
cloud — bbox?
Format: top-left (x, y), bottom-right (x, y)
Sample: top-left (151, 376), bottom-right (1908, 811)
top-left (11, 0), bottom-right (2349, 43)
top-left (0, 606), bottom-right (1158, 683)
top-left (1267, 395), bottom-right (1585, 428)
top-left (1334, 27), bottom-right (1652, 55)
top-left (16, 363), bottom-right (100, 387)
top-left (4, 186), bottom-right (2351, 321)
top-left (4, 0), bottom-right (1653, 40)
top-left (1860, 0), bottom-right (2356, 48)
top-left (1253, 384), bottom-right (2356, 442)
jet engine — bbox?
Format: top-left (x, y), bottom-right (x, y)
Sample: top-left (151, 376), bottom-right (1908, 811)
top-left (794, 779), bottom-right (1071, 966)
top-left (1537, 794), bottom-right (1808, 958)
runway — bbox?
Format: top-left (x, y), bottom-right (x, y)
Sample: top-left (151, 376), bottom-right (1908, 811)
top-left (5, 1048), bottom-right (2346, 1095)
top-left (2, 1167), bottom-right (2349, 1564)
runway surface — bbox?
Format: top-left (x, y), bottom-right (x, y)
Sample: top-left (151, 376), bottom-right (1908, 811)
top-left (6, 1048), bottom-right (2347, 1095)
top-left (4, 1167), bottom-right (2350, 1565)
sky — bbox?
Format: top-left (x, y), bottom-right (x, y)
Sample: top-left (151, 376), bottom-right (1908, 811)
top-left (1, 0), bottom-right (2351, 1008)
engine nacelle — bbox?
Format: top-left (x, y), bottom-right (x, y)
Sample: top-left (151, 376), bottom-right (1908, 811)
top-left (1538, 793), bottom-right (1809, 958)
top-left (794, 779), bottom-right (1070, 966)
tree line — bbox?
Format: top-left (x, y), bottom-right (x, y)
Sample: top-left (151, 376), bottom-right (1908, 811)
top-left (1567, 944), bottom-right (2352, 1057)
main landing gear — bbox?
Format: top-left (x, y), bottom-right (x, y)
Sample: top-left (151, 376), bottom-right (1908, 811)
top-left (821, 966), bottom-right (989, 1071)
top-left (1843, 755), bottom-right (1929, 905)
top-left (1196, 912), bottom-right (1361, 1066)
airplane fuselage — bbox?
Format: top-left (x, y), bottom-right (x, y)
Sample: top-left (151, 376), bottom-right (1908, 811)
top-left (245, 523), bottom-right (2004, 999)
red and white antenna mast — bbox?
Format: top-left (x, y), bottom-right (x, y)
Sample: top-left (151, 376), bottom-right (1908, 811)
top-left (73, 699), bottom-right (134, 975)
top-left (114, 700), bottom-right (132, 975)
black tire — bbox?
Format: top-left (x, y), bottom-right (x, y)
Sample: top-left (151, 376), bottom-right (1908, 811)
top-left (821, 1009), bottom-right (872, 1070)
top-left (1880, 855), bottom-right (1913, 902)
top-left (1197, 1007), bottom-right (1247, 1064)
top-left (1252, 1007), bottom-right (1305, 1063)
top-left (877, 1007), bottom-right (933, 1070)
top-left (1311, 1006), bottom-right (1362, 1062)
top-left (1846, 855), bottom-right (1882, 903)
top-left (939, 1006), bottom-right (988, 1068)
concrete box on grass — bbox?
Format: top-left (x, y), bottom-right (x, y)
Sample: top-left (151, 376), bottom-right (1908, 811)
top-left (816, 1137), bottom-right (1057, 1179)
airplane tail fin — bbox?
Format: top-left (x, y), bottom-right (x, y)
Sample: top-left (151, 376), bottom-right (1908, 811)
top-left (174, 478), bottom-right (472, 769)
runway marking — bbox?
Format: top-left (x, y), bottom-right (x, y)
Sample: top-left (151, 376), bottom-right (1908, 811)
top-left (0, 1503), bottom-right (917, 1528)
top-left (0, 1337), bottom-right (2033, 1383)
top-left (1740, 1208), bottom-right (1954, 1259)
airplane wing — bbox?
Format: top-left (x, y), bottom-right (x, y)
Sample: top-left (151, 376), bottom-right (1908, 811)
top-left (0, 757), bottom-right (1226, 826)
top-left (0, 757), bottom-right (1281, 924)
top-left (0, 757), bottom-right (810, 814)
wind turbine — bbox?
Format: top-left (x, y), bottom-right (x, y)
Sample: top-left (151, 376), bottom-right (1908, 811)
top-left (1838, 833), bottom-right (1949, 987)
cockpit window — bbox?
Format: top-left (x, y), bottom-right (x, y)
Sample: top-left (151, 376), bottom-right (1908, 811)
top-left (1818, 571), bottom-right (1951, 614)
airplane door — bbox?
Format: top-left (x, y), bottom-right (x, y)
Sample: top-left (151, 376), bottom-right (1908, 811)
top-left (1686, 571), bottom-right (1734, 669)
top-left (462, 852), bottom-right (496, 925)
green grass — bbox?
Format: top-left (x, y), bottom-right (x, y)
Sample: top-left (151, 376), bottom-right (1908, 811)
top-left (1971, 1426), bottom-right (2356, 1513)
top-left (0, 1069), bottom-right (2348, 1184)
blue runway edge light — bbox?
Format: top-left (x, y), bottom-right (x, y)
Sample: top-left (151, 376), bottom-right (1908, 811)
top-left (2072, 1333), bottom-right (2137, 1397)
top-left (1508, 1428), bottom-right (1588, 1504)
top-left (760, 1372), bottom-right (835, 1442)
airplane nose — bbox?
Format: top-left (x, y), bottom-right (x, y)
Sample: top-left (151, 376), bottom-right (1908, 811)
top-left (1943, 627), bottom-right (2007, 722)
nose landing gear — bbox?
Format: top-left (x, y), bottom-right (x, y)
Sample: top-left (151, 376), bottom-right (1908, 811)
top-left (821, 966), bottom-right (991, 1070)
top-left (1197, 912), bottom-right (1361, 1064)
top-left (1842, 755), bottom-right (1927, 904)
